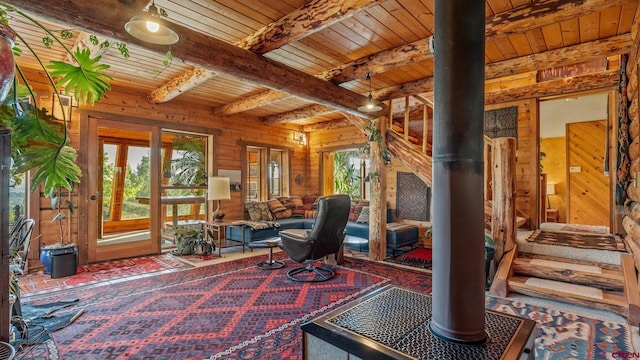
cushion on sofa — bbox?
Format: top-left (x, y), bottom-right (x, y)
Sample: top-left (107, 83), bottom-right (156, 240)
top-left (266, 199), bottom-right (287, 213)
top-left (246, 201), bottom-right (273, 221)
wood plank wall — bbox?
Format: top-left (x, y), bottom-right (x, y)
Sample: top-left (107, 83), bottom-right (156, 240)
top-left (623, 20), bottom-right (640, 271)
top-left (21, 69), bottom-right (310, 266)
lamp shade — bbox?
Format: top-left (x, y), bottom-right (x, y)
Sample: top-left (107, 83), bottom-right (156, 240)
top-left (546, 183), bottom-right (556, 195)
top-left (208, 177), bottom-right (231, 200)
top-left (124, 16), bottom-right (179, 45)
top-left (124, 2), bottom-right (179, 45)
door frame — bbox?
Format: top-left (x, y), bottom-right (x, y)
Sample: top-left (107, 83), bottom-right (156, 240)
top-left (83, 117), bottom-right (161, 262)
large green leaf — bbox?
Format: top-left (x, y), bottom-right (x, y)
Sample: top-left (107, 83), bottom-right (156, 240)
top-left (13, 144), bottom-right (81, 195)
top-left (46, 48), bottom-right (112, 105)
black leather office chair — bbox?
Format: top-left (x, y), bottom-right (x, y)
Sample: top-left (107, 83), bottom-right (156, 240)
top-left (279, 194), bottom-right (350, 282)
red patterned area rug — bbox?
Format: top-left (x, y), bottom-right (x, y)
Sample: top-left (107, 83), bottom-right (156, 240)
top-left (385, 248), bottom-right (433, 270)
top-left (20, 254), bottom-right (190, 297)
top-left (31, 253), bottom-right (417, 360)
top-left (20, 254), bottom-right (634, 360)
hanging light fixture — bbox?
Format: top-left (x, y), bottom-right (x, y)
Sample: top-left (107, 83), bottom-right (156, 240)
top-left (357, 72), bottom-right (383, 113)
top-left (125, 0), bottom-right (179, 45)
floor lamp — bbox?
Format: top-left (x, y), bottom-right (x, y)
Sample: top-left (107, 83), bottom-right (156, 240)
top-left (208, 177), bottom-right (230, 222)
top-left (546, 183), bottom-right (556, 209)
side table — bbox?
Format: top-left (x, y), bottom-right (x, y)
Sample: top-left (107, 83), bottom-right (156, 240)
top-left (205, 220), bottom-right (246, 257)
top-left (545, 208), bottom-right (559, 223)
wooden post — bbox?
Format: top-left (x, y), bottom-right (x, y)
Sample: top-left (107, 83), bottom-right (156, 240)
top-left (491, 137), bottom-right (517, 263)
top-left (368, 116), bottom-right (387, 261)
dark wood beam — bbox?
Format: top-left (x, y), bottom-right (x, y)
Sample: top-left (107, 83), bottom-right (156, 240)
top-left (3, 0), bottom-right (385, 118)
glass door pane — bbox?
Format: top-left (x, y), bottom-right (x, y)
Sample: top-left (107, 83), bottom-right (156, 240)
top-left (88, 119), bottom-right (159, 262)
top-left (160, 131), bottom-right (208, 249)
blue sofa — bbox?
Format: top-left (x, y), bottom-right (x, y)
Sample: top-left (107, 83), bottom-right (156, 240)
top-left (225, 217), bottom-right (418, 255)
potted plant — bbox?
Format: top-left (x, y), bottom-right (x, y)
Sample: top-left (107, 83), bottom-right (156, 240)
top-left (39, 191), bottom-right (78, 275)
top-left (172, 225), bottom-right (200, 256)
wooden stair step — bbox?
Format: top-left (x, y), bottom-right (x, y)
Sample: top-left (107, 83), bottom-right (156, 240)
top-left (508, 276), bottom-right (628, 318)
top-left (512, 257), bottom-right (624, 290)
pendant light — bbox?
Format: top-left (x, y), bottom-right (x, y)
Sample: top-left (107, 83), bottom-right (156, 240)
top-left (125, 0), bottom-right (179, 45)
top-left (357, 72), bottom-right (383, 113)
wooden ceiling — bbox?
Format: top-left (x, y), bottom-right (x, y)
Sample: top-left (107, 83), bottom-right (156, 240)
top-left (4, 0), bottom-right (638, 129)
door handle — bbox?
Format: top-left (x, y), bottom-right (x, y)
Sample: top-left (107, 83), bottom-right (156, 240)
top-left (90, 192), bottom-right (102, 201)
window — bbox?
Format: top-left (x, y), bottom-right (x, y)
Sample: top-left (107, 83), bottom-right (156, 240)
top-left (333, 150), bottom-right (370, 200)
top-left (244, 146), bottom-right (289, 202)
top-left (9, 171), bottom-right (28, 223)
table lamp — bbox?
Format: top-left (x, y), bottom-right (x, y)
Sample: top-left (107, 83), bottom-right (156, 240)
top-left (546, 183), bottom-right (556, 209)
top-left (208, 177), bottom-right (231, 222)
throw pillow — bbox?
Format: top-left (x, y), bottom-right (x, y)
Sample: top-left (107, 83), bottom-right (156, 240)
top-left (302, 194), bottom-right (318, 204)
top-left (356, 206), bottom-right (370, 223)
top-left (289, 195), bottom-right (303, 207)
top-left (246, 201), bottom-right (274, 221)
top-left (273, 208), bottom-right (292, 220)
top-left (266, 199), bottom-right (287, 214)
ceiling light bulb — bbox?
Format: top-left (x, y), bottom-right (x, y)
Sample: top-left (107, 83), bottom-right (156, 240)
top-left (146, 20), bottom-right (160, 33)
top-left (366, 102), bottom-right (374, 109)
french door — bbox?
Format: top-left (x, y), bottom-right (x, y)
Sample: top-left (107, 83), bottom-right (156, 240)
top-left (85, 118), bottom-right (160, 262)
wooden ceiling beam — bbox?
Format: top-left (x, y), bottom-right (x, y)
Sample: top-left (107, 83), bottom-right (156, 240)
top-left (263, 104), bottom-right (339, 125)
top-left (486, 0), bottom-right (634, 39)
top-left (4, 0), bottom-right (385, 118)
top-left (148, 67), bottom-right (215, 104)
top-left (302, 118), bottom-right (353, 132)
top-left (213, 90), bottom-right (292, 116)
top-left (486, 69), bottom-right (619, 104)
top-left (486, 33), bottom-right (632, 79)
top-left (235, 0), bottom-right (380, 55)
top-left (155, 0), bottom-right (378, 105)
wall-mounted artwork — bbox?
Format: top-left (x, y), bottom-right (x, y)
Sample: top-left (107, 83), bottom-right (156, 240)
top-left (484, 106), bottom-right (518, 140)
top-left (218, 169), bottom-right (241, 192)
top-left (396, 172), bottom-right (430, 221)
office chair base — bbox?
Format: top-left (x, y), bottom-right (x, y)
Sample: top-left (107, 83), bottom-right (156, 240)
top-left (286, 263), bottom-right (335, 282)
top-left (256, 259), bottom-right (285, 270)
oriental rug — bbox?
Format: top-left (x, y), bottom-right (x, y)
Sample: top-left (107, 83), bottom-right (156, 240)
top-left (385, 247), bottom-right (433, 270)
top-left (20, 254), bottom-right (635, 360)
top-left (20, 254), bottom-right (190, 297)
top-left (526, 230), bottom-right (626, 252)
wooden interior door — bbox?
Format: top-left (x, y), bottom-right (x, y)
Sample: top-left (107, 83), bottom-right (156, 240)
top-left (567, 120), bottom-right (610, 226)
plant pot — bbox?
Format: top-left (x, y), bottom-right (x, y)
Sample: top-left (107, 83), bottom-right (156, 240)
top-left (40, 244), bottom-right (78, 275)
top-left (194, 242), bottom-right (212, 256)
top-left (0, 23), bottom-right (16, 102)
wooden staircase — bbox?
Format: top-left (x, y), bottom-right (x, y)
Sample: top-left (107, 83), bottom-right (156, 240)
top-left (490, 244), bottom-right (640, 324)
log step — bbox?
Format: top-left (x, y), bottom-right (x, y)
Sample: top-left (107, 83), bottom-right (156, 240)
top-left (512, 257), bottom-right (624, 291)
top-left (508, 276), bottom-right (628, 318)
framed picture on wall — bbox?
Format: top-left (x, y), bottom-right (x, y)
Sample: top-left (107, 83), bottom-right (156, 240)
top-left (218, 169), bottom-right (241, 192)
